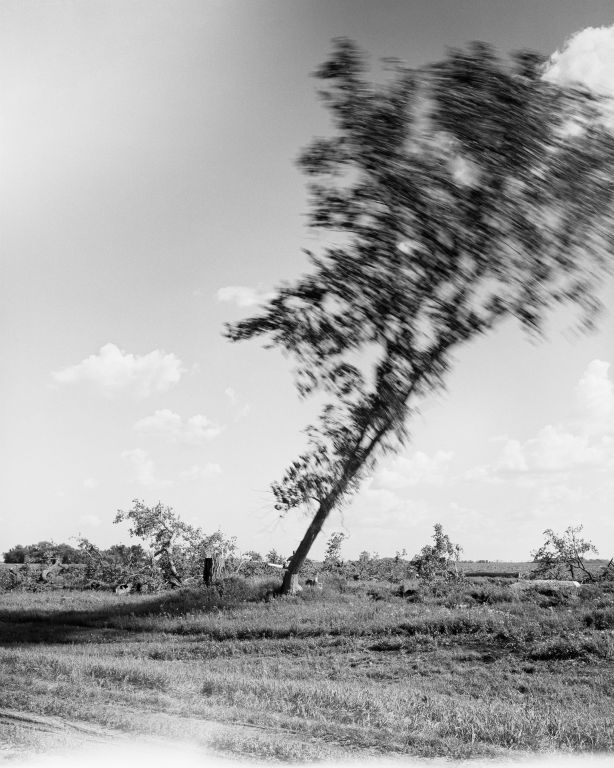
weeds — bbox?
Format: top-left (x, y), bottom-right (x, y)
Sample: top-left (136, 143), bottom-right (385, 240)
top-left (1, 577), bottom-right (614, 760)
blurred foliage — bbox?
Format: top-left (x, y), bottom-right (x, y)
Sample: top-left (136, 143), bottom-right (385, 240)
top-left (226, 38), bottom-right (614, 589)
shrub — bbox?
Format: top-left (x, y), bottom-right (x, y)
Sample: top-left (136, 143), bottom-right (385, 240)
top-left (0, 566), bottom-right (22, 590)
top-left (584, 607), bottom-right (614, 630)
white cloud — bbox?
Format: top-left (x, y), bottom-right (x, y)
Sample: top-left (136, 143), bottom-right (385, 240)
top-left (545, 26), bottom-right (614, 132)
top-left (496, 439), bottom-right (528, 472)
top-left (467, 360), bottom-right (614, 481)
top-left (358, 487), bottom-right (429, 529)
top-left (478, 423), bottom-right (613, 479)
top-left (375, 449), bottom-right (453, 490)
top-left (134, 409), bottom-right (222, 443)
top-left (52, 343), bottom-right (184, 399)
top-left (216, 285), bottom-right (275, 308)
top-left (83, 477), bottom-right (99, 489)
top-left (545, 25), bottom-right (614, 99)
top-left (121, 448), bottom-right (171, 488)
top-left (361, 477), bottom-right (402, 513)
top-left (180, 463), bottom-right (222, 480)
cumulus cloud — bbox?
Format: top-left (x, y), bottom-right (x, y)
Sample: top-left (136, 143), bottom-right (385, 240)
top-left (545, 25), bottom-right (614, 99)
top-left (216, 285), bottom-right (275, 308)
top-left (374, 450), bottom-right (453, 490)
top-left (358, 485), bottom-right (429, 529)
top-left (121, 448), bottom-right (170, 488)
top-left (180, 463), bottom-right (222, 480)
top-left (467, 360), bottom-right (614, 481)
top-left (52, 343), bottom-right (184, 399)
top-left (134, 409), bottom-right (222, 443)
top-left (545, 25), bottom-right (614, 132)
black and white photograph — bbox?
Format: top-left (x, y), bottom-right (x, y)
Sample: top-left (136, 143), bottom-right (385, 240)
top-left (2, 1), bottom-right (614, 766)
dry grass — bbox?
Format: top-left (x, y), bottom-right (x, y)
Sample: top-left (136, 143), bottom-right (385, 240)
top-left (1, 577), bottom-right (613, 762)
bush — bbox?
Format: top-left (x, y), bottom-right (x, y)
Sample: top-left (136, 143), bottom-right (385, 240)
top-left (0, 566), bottom-right (22, 590)
top-left (584, 607), bottom-right (614, 630)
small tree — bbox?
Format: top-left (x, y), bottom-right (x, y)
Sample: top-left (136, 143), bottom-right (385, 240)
top-left (114, 500), bottom-right (203, 588)
top-left (531, 525), bottom-right (598, 582)
top-left (323, 531), bottom-right (346, 570)
top-left (266, 548), bottom-right (285, 565)
top-left (227, 39), bottom-right (614, 594)
top-left (412, 524), bottom-right (462, 582)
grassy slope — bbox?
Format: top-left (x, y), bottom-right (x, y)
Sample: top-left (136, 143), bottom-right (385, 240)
top-left (0, 578), bottom-right (613, 762)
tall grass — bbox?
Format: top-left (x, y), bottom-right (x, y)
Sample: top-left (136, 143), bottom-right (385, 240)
top-left (1, 577), bottom-right (613, 760)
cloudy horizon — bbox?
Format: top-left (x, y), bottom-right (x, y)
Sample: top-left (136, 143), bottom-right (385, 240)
top-left (2, 1), bottom-right (613, 563)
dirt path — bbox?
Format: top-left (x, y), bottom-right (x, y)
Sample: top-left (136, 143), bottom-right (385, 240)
top-left (0, 706), bottom-right (378, 764)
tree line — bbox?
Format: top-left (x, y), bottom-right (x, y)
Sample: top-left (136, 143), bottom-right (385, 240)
top-left (4, 507), bottom-right (612, 590)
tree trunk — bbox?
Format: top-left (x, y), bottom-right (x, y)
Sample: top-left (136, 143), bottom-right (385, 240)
top-left (203, 555), bottom-right (224, 586)
top-left (281, 496), bottom-right (337, 594)
top-left (279, 344), bottom-right (453, 596)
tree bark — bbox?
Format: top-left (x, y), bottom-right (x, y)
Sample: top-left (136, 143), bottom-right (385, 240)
top-left (281, 496), bottom-right (337, 594)
top-left (203, 555), bottom-right (224, 586)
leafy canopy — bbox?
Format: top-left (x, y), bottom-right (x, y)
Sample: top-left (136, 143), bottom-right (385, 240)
top-left (227, 39), bottom-right (614, 520)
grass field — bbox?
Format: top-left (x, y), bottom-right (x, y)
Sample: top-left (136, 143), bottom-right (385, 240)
top-left (1, 576), bottom-right (613, 763)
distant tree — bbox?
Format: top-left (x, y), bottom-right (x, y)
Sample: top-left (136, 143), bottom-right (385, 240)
top-left (266, 548), bottom-right (285, 565)
top-left (532, 525), bottom-right (598, 582)
top-left (412, 524), bottom-right (462, 581)
top-left (3, 541), bottom-right (85, 564)
top-left (114, 500), bottom-right (236, 586)
top-left (75, 536), bottom-right (118, 584)
top-left (103, 544), bottom-right (149, 569)
top-left (3, 545), bottom-right (26, 564)
top-left (244, 550), bottom-right (264, 561)
top-left (54, 542), bottom-right (88, 564)
top-left (323, 531), bottom-right (346, 570)
top-left (114, 500), bottom-right (202, 588)
top-left (227, 38), bottom-right (614, 593)
top-left (24, 541), bottom-right (58, 564)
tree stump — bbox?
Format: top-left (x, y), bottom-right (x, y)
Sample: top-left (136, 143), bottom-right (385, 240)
top-left (203, 556), bottom-right (224, 586)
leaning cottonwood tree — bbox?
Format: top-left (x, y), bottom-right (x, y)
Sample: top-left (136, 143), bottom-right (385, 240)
top-left (227, 40), bottom-right (614, 594)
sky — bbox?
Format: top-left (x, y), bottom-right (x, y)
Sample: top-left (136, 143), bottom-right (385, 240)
top-left (2, 0), bottom-right (614, 563)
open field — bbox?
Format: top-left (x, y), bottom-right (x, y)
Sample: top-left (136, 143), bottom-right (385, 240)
top-left (1, 577), bottom-right (614, 763)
